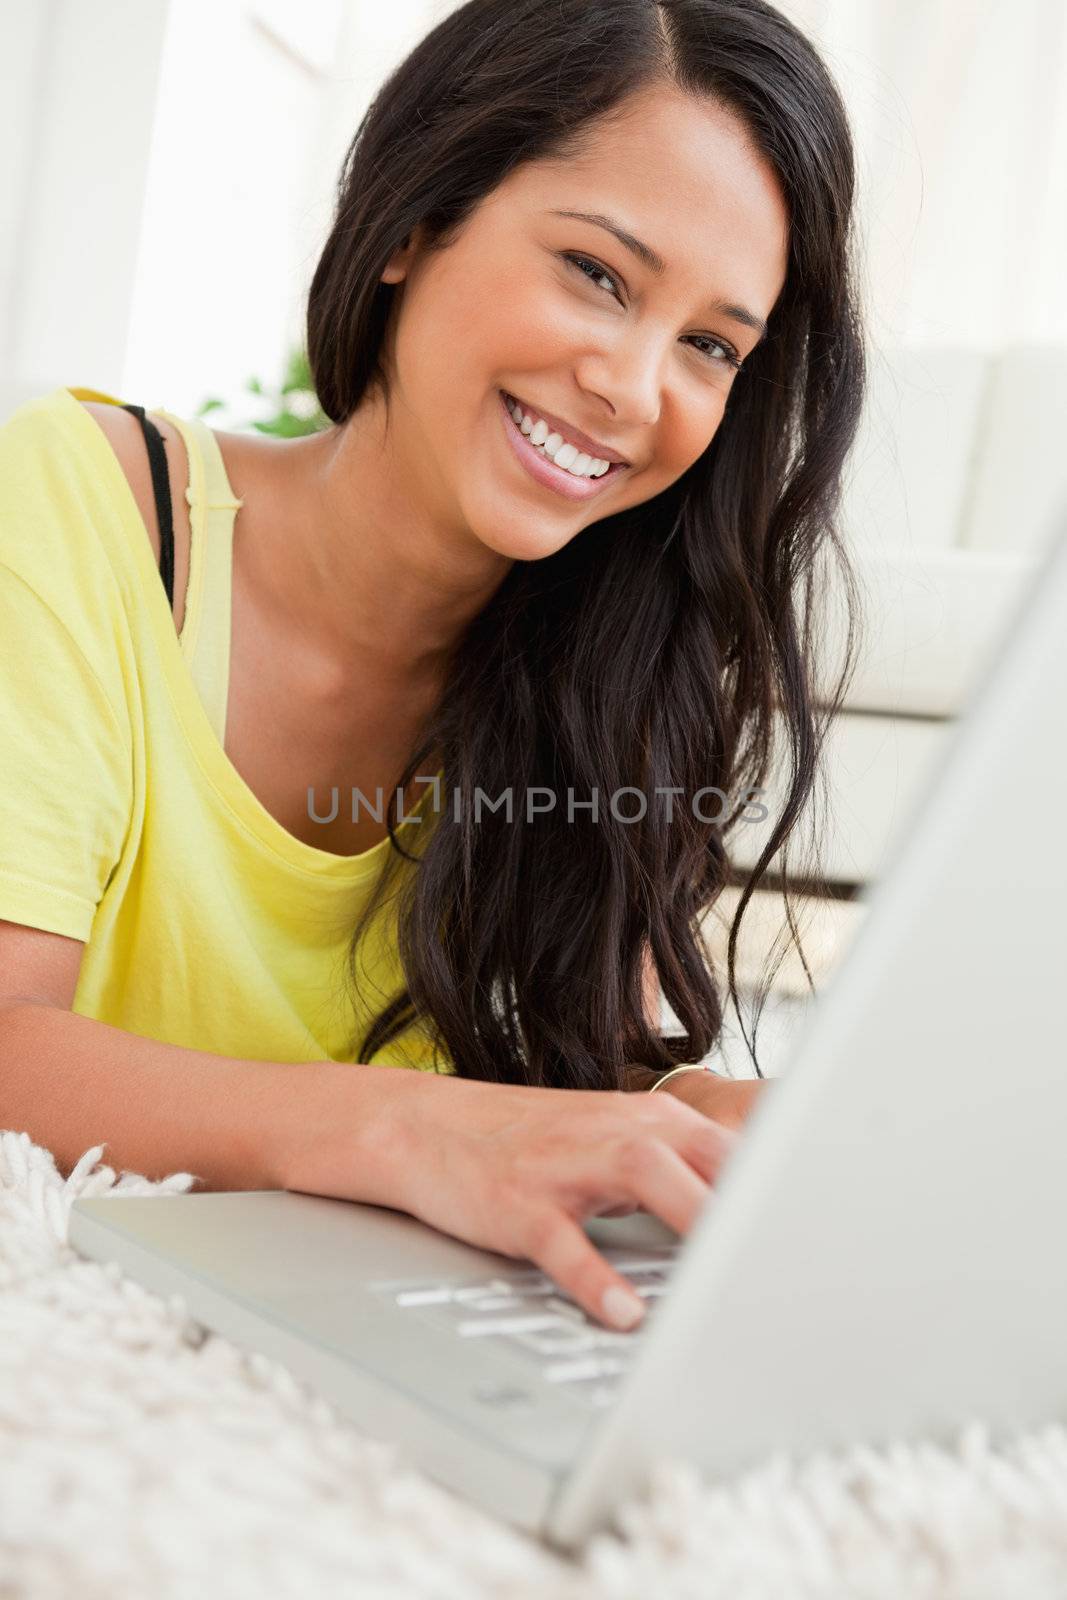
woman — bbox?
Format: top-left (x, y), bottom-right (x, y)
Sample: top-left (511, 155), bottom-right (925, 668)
top-left (0, 0), bottom-right (864, 1331)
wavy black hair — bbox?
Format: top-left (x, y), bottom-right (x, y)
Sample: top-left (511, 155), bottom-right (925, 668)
top-left (306, 0), bottom-right (866, 1087)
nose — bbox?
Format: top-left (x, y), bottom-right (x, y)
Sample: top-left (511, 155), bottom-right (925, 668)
top-left (576, 336), bottom-right (664, 433)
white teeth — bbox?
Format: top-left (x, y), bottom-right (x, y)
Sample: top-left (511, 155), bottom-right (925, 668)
top-left (505, 394), bottom-right (613, 479)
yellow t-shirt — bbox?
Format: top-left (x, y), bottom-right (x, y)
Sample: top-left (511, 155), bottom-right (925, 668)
top-left (0, 385), bottom-right (449, 1072)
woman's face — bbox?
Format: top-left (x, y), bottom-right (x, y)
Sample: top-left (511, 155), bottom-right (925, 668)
top-left (379, 83), bottom-right (791, 562)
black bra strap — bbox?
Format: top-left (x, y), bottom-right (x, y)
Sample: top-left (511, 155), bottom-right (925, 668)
top-left (121, 404), bottom-right (175, 608)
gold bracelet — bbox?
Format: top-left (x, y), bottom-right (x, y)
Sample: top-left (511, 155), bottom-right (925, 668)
top-left (648, 1064), bottom-right (720, 1094)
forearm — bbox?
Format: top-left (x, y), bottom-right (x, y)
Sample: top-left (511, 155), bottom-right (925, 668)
top-left (0, 1000), bottom-right (400, 1195)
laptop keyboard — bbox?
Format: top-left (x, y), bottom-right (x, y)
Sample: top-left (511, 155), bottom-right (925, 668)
top-left (375, 1248), bottom-right (679, 1409)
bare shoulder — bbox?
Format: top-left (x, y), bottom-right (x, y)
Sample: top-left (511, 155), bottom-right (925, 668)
top-left (78, 400), bottom-right (191, 633)
top-left (79, 400), bottom-right (157, 504)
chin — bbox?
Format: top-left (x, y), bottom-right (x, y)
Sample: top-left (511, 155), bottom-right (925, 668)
top-left (458, 491), bottom-right (573, 562)
top-left (477, 529), bottom-right (570, 563)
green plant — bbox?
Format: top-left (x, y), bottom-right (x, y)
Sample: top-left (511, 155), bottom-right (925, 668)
top-left (197, 347), bottom-right (329, 437)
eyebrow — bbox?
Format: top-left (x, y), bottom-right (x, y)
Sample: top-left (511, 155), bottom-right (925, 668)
top-left (548, 208), bottom-right (769, 342)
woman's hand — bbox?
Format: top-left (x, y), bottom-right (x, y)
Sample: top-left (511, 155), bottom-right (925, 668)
top-left (296, 1066), bottom-right (738, 1334)
top-left (655, 1069), bottom-right (769, 1130)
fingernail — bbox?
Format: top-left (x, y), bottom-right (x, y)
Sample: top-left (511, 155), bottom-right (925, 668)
top-left (601, 1285), bottom-right (645, 1330)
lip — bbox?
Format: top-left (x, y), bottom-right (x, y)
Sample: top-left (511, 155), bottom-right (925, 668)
top-left (498, 391), bottom-right (628, 503)
top-left (503, 391), bottom-right (630, 465)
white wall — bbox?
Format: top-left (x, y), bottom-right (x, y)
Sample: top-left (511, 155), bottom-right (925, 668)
top-left (0, 4), bottom-right (53, 398)
top-left (0, 0), bottom-right (171, 419)
top-left (0, 0), bottom-right (358, 421)
top-left (780, 0), bottom-right (1067, 350)
top-left (121, 0), bottom-right (348, 416)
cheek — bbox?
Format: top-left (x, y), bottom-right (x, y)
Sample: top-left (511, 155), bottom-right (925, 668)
top-left (483, 284), bottom-right (577, 372)
top-left (660, 405), bottom-right (725, 478)
top-left (409, 267), bottom-right (572, 399)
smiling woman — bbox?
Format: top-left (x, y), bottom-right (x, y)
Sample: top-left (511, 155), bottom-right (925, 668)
top-left (0, 0), bottom-right (866, 1325)
top-left (306, 0), bottom-right (865, 1085)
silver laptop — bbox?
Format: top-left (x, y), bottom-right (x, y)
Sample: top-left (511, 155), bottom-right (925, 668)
top-left (71, 517), bottom-right (1067, 1551)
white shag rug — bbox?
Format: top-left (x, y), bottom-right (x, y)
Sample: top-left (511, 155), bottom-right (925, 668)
top-left (4, 1128), bottom-right (1067, 1600)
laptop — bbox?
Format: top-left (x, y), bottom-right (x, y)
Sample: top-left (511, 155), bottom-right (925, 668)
top-left (70, 516), bottom-right (1067, 1551)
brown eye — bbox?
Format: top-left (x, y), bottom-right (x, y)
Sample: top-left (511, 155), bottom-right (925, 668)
top-left (687, 334), bottom-right (742, 370)
top-left (562, 252), bottom-right (623, 301)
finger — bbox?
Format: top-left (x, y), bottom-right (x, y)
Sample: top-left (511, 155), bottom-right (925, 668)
top-left (648, 1097), bottom-right (739, 1186)
top-left (520, 1206), bottom-right (653, 1332)
top-left (619, 1134), bottom-right (714, 1242)
top-left (520, 1137), bottom-right (714, 1331)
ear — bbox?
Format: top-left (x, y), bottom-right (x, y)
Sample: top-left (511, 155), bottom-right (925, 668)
top-left (380, 224), bottom-right (425, 286)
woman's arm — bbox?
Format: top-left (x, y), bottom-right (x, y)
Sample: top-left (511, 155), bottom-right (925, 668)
top-left (0, 916), bottom-right (401, 1194)
top-left (0, 995), bottom-right (408, 1198)
top-left (0, 922), bottom-right (738, 1331)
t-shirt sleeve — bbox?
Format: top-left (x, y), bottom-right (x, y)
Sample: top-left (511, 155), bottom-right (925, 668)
top-left (0, 560), bottom-right (133, 941)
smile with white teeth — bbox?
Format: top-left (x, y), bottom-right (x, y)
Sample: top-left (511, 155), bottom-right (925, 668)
top-left (504, 394), bottom-right (614, 478)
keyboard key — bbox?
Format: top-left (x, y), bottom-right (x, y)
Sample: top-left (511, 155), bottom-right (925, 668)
top-left (457, 1313), bottom-right (565, 1338)
top-left (427, 1292), bottom-right (558, 1327)
top-left (453, 1294), bottom-right (522, 1312)
top-left (451, 1279), bottom-right (516, 1302)
top-left (394, 1286), bottom-right (454, 1306)
top-left (391, 1277), bottom-right (515, 1307)
top-left (544, 1354), bottom-right (628, 1384)
top-left (510, 1327), bottom-right (603, 1356)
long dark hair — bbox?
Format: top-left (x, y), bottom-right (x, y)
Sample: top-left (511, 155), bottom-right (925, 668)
top-left (306, 0), bottom-right (866, 1087)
